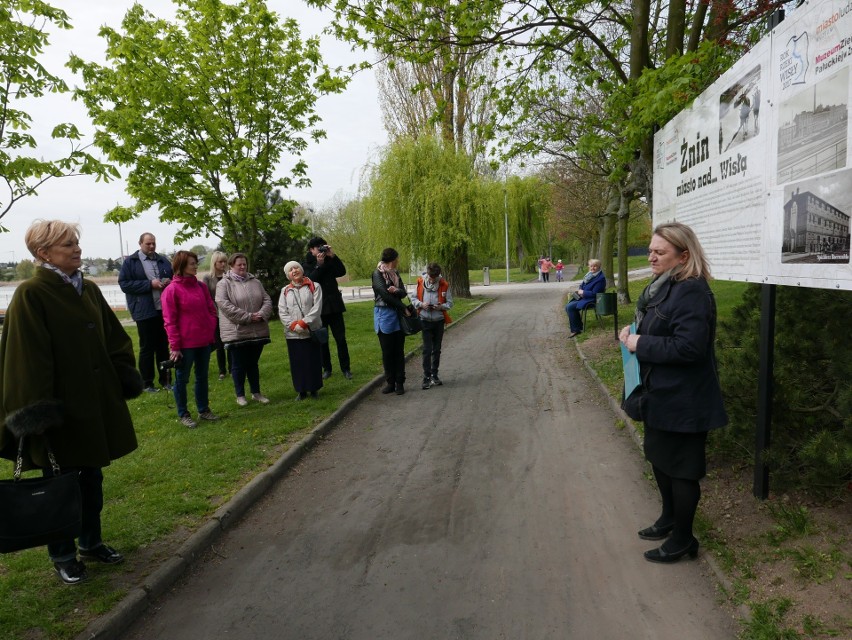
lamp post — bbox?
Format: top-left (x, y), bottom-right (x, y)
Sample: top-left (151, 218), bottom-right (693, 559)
top-left (504, 189), bottom-right (510, 283)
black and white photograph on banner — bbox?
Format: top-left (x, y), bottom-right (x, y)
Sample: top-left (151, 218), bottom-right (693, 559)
top-left (718, 64), bottom-right (762, 153)
top-left (776, 67), bottom-right (849, 185)
top-left (781, 170), bottom-right (851, 264)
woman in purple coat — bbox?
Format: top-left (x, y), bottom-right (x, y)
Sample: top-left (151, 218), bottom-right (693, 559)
top-left (565, 259), bottom-right (606, 337)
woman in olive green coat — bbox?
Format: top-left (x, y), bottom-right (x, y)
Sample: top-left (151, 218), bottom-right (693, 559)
top-left (0, 220), bottom-right (142, 585)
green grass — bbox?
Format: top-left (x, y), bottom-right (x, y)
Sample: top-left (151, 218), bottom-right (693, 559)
top-left (344, 266), bottom-right (534, 288)
top-left (0, 296), bottom-right (486, 639)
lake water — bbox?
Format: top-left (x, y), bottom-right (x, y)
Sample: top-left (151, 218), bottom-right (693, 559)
top-left (0, 284), bottom-right (126, 311)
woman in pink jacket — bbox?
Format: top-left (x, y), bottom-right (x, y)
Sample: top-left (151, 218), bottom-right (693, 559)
top-left (161, 250), bottom-right (219, 428)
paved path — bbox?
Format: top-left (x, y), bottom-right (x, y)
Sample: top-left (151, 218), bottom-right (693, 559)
top-left (119, 282), bottom-right (736, 640)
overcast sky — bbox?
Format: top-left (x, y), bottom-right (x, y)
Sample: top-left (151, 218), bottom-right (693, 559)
top-left (0, 0), bottom-right (387, 262)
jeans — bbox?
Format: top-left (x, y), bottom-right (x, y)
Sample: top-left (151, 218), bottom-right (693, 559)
top-left (229, 342), bottom-right (265, 397)
top-left (320, 312), bottom-right (351, 373)
top-left (421, 319), bottom-right (445, 378)
top-left (136, 313), bottom-right (170, 387)
top-left (565, 300), bottom-right (584, 333)
top-left (44, 467), bottom-right (104, 562)
top-left (173, 345), bottom-right (212, 417)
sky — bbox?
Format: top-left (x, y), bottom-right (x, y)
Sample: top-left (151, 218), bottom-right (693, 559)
top-left (0, 0), bottom-right (387, 262)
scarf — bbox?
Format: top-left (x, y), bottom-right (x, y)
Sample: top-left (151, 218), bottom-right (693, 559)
top-left (377, 261), bottom-right (401, 289)
top-left (634, 267), bottom-right (680, 326)
top-left (582, 269), bottom-right (598, 284)
top-left (228, 270), bottom-right (247, 282)
top-left (423, 275), bottom-right (439, 292)
top-left (42, 263), bottom-right (83, 296)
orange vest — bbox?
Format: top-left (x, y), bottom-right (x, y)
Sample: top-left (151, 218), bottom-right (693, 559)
top-left (416, 277), bottom-right (452, 324)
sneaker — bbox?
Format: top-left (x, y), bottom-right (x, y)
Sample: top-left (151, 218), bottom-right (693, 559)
top-left (218, 373), bottom-right (226, 381)
top-left (236, 396), bottom-right (248, 407)
top-left (296, 392), bottom-right (307, 401)
top-left (342, 370), bottom-right (353, 380)
top-left (162, 384), bottom-right (173, 391)
top-left (199, 409), bottom-right (219, 421)
top-left (422, 378), bottom-right (432, 390)
top-left (251, 393), bottom-right (270, 404)
top-left (54, 558), bottom-right (88, 584)
top-left (143, 386), bottom-right (159, 394)
top-left (79, 543), bottom-right (124, 565)
top-left (431, 375), bottom-right (443, 386)
top-left (322, 370), bottom-right (332, 380)
top-left (180, 413), bottom-right (197, 428)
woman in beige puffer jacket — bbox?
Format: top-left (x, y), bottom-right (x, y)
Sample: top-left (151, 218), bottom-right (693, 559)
top-left (215, 253), bottom-right (273, 406)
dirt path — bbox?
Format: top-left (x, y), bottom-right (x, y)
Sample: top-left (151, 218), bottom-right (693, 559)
top-left (121, 284), bottom-right (737, 640)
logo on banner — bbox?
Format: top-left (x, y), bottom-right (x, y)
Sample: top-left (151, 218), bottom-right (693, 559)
top-left (780, 33), bottom-right (809, 89)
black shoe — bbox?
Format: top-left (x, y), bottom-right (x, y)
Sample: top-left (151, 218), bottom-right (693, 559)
top-left (638, 522), bottom-right (675, 541)
top-left (310, 391), bottom-right (319, 399)
top-left (80, 543), bottom-right (124, 565)
top-left (395, 383), bottom-right (405, 395)
top-left (381, 383), bottom-right (395, 394)
top-left (342, 370), bottom-right (353, 380)
top-left (296, 392), bottom-right (308, 401)
top-left (430, 375), bottom-right (443, 386)
top-left (422, 378), bottom-right (432, 390)
top-left (644, 538), bottom-right (699, 564)
top-left (322, 370), bottom-right (332, 380)
top-left (143, 386), bottom-right (159, 394)
top-left (54, 558), bottom-right (88, 585)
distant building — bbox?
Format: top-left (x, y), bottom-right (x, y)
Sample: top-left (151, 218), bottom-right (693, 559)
top-left (782, 188), bottom-right (850, 256)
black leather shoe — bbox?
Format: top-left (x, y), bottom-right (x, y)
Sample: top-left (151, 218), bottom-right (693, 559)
top-left (342, 370), bottom-right (353, 380)
top-left (322, 370), bottom-right (332, 380)
top-left (381, 383), bottom-right (395, 394)
top-left (54, 558), bottom-right (88, 584)
top-left (79, 543), bottom-right (124, 565)
top-left (395, 383), bottom-right (405, 395)
top-left (644, 538), bottom-right (699, 564)
top-left (638, 522), bottom-right (675, 540)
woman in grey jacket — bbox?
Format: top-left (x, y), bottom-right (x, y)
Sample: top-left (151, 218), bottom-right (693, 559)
top-left (620, 222), bottom-right (727, 564)
top-left (278, 261), bottom-right (324, 400)
top-left (215, 253), bottom-right (273, 406)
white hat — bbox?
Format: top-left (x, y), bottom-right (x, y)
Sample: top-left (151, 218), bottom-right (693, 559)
top-left (283, 261), bottom-right (302, 277)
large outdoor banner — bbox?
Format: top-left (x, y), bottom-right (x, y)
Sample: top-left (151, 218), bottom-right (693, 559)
top-left (653, 0), bottom-right (852, 291)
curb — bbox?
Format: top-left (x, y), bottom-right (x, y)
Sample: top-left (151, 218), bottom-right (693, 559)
top-left (572, 337), bottom-right (751, 624)
top-left (77, 298), bottom-right (493, 640)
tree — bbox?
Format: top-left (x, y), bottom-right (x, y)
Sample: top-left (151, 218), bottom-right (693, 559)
top-left (0, 0), bottom-right (117, 225)
top-left (15, 259), bottom-right (34, 280)
top-left (365, 134), bottom-right (499, 297)
top-left (68, 0), bottom-right (347, 268)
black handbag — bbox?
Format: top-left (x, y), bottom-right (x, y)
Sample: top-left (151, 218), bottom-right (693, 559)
top-left (0, 435), bottom-right (82, 554)
top-left (621, 385), bottom-right (645, 421)
top-left (310, 326), bottom-right (329, 344)
top-left (398, 304), bottom-right (422, 335)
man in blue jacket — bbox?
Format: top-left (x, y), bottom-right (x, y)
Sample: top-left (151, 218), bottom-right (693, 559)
top-left (119, 233), bottom-right (173, 392)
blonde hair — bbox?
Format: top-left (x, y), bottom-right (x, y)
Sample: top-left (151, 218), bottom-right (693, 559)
top-left (588, 259), bottom-right (602, 269)
top-left (25, 220), bottom-right (81, 265)
top-left (653, 222), bottom-right (711, 281)
top-left (208, 250), bottom-right (228, 276)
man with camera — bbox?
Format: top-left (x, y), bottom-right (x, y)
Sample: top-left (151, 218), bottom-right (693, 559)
top-left (303, 237), bottom-right (351, 380)
top-left (119, 233), bottom-right (173, 392)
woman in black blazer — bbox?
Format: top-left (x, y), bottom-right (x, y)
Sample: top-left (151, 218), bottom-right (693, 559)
top-left (619, 222), bottom-right (727, 563)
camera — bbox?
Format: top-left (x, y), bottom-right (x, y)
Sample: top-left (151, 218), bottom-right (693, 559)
top-left (158, 359), bottom-right (176, 371)
top-left (317, 245), bottom-right (330, 254)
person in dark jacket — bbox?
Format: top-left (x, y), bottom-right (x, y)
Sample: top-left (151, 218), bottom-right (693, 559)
top-left (564, 259), bottom-right (606, 338)
top-left (620, 222), bottom-right (727, 564)
top-left (371, 248), bottom-right (411, 395)
top-left (118, 233), bottom-right (174, 392)
top-left (303, 237), bottom-right (351, 380)
top-left (0, 220), bottom-right (143, 584)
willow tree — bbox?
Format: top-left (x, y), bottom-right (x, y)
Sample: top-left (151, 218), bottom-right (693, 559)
top-left (365, 135), bottom-right (498, 297)
top-left (69, 0), bottom-right (346, 267)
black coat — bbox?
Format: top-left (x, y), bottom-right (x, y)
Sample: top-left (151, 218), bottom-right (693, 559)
top-left (634, 276), bottom-right (727, 434)
top-left (303, 252), bottom-right (346, 315)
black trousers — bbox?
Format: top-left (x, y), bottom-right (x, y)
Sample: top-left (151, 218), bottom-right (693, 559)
top-left (136, 313), bottom-right (170, 387)
top-left (320, 312), bottom-right (350, 373)
top-left (43, 467), bottom-right (104, 562)
top-left (420, 319), bottom-right (445, 378)
top-left (377, 330), bottom-right (406, 385)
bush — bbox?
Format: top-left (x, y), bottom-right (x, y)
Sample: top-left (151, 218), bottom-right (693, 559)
top-left (714, 285), bottom-right (852, 493)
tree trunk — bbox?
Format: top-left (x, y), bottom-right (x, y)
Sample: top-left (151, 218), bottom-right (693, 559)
top-left (616, 190), bottom-right (632, 304)
top-left (600, 185), bottom-right (620, 289)
top-left (445, 245), bottom-right (471, 298)
top-left (665, 0), bottom-right (687, 58)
